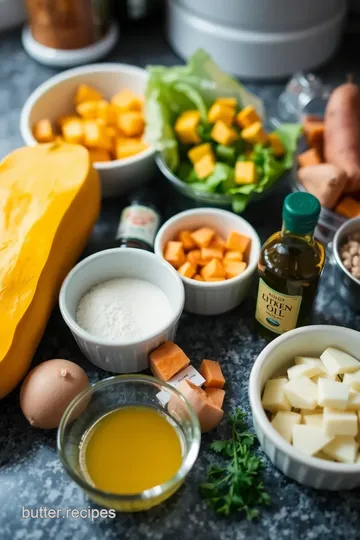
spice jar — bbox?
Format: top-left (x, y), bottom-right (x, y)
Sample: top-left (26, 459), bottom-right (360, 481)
top-left (25, 0), bottom-right (110, 50)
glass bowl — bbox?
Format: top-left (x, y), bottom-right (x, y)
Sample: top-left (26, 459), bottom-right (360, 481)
top-left (57, 375), bottom-right (201, 512)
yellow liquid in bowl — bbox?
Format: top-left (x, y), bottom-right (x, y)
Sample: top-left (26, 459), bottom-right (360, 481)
top-left (79, 406), bottom-right (183, 495)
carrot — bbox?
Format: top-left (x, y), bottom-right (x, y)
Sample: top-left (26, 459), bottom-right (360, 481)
top-left (324, 81), bottom-right (360, 193)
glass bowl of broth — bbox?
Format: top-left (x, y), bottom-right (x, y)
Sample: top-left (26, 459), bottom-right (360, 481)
top-left (57, 374), bottom-right (201, 512)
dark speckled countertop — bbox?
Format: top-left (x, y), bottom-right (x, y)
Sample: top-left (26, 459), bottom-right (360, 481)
top-left (1, 15), bottom-right (360, 540)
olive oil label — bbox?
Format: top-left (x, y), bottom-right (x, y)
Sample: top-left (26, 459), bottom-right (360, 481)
top-left (116, 205), bottom-right (160, 247)
top-left (255, 278), bottom-right (302, 335)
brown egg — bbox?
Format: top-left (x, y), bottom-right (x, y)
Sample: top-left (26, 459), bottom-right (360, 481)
top-left (20, 359), bottom-right (89, 429)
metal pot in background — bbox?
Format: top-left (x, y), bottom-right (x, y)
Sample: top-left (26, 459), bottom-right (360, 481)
top-left (332, 217), bottom-right (360, 310)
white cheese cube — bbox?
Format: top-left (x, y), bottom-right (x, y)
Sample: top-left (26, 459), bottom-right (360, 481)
top-left (346, 390), bottom-right (360, 411)
top-left (320, 347), bottom-right (360, 376)
top-left (312, 372), bottom-right (337, 383)
top-left (322, 436), bottom-right (358, 464)
top-left (284, 376), bottom-right (318, 409)
top-left (295, 356), bottom-right (320, 365)
top-left (317, 378), bottom-right (349, 410)
top-left (343, 371), bottom-right (360, 392)
top-left (271, 411), bottom-right (301, 443)
top-left (262, 378), bottom-right (291, 413)
top-left (287, 362), bottom-right (321, 380)
top-left (292, 425), bottom-right (334, 456)
top-left (303, 414), bottom-right (323, 428)
top-left (323, 407), bottom-right (358, 436)
top-left (300, 407), bottom-right (323, 415)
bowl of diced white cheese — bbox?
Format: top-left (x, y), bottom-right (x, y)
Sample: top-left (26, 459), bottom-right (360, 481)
top-left (249, 325), bottom-right (360, 490)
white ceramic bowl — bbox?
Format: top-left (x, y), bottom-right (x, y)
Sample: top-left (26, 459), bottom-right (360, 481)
top-left (249, 325), bottom-right (360, 490)
top-left (154, 208), bottom-right (261, 315)
top-left (20, 63), bottom-right (155, 198)
top-left (59, 248), bottom-right (184, 373)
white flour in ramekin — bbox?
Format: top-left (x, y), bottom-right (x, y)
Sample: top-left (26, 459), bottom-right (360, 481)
top-left (75, 278), bottom-right (172, 342)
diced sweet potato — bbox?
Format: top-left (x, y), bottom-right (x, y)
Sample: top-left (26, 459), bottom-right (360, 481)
top-left (303, 116), bottom-right (324, 155)
top-left (225, 231), bottom-right (251, 253)
top-left (298, 164), bottom-right (347, 209)
top-left (61, 119), bottom-right (84, 144)
top-left (117, 111), bottom-right (144, 137)
top-left (177, 230), bottom-right (197, 251)
top-left (75, 84), bottom-right (103, 105)
top-left (83, 120), bottom-right (112, 149)
top-left (201, 247), bottom-right (223, 261)
top-left (335, 196), bottom-right (360, 218)
top-left (223, 250), bottom-right (243, 262)
top-left (187, 249), bottom-right (207, 267)
top-left (194, 154), bottom-right (215, 179)
top-left (178, 261), bottom-right (196, 279)
top-left (209, 234), bottom-right (225, 253)
top-left (201, 259), bottom-right (226, 280)
top-left (224, 261), bottom-right (247, 279)
top-left (199, 359), bottom-right (225, 389)
top-left (164, 241), bottom-right (186, 269)
top-left (206, 387), bottom-right (225, 409)
top-left (88, 148), bottom-right (111, 163)
top-left (191, 227), bottom-right (215, 248)
top-left (115, 138), bottom-right (148, 159)
top-left (111, 89), bottom-right (143, 111)
top-left (150, 341), bottom-right (190, 382)
top-left (76, 100), bottom-right (103, 119)
top-left (297, 148), bottom-right (321, 168)
top-left (33, 119), bottom-right (55, 143)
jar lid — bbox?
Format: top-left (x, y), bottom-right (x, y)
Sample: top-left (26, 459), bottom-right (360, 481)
top-left (282, 192), bottom-right (321, 235)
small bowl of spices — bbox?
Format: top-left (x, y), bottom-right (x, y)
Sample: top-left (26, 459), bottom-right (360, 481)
top-left (333, 216), bottom-right (360, 310)
top-left (59, 248), bottom-right (184, 373)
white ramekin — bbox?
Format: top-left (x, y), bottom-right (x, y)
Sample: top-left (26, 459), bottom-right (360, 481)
top-left (20, 63), bottom-right (155, 198)
top-left (154, 208), bottom-right (261, 315)
top-left (249, 325), bottom-right (360, 490)
top-left (59, 248), bottom-right (184, 373)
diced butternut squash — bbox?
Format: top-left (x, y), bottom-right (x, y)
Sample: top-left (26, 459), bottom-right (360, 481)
top-left (178, 261), bottom-right (196, 279)
top-left (83, 121), bottom-right (112, 149)
top-left (164, 241), bottom-right (186, 269)
top-left (211, 121), bottom-right (238, 145)
top-left (297, 148), bottom-right (321, 168)
top-left (88, 149), bottom-right (111, 164)
top-left (111, 89), bottom-right (143, 111)
top-left (208, 103), bottom-right (235, 125)
top-left (241, 122), bottom-right (268, 145)
top-left (57, 115), bottom-right (79, 128)
top-left (201, 258), bottom-right (226, 280)
top-left (225, 231), bottom-right (251, 253)
top-left (174, 111), bottom-right (201, 145)
top-left (224, 261), bottom-right (247, 279)
top-left (61, 119), bottom-right (84, 144)
top-left (268, 133), bottom-right (285, 157)
top-left (74, 84), bottom-right (103, 105)
top-left (177, 230), bottom-right (197, 251)
top-left (150, 341), bottom-right (190, 382)
top-left (194, 154), bottom-right (215, 179)
top-left (187, 249), bottom-right (207, 267)
top-left (117, 112), bottom-right (145, 137)
top-left (191, 227), bottom-right (215, 248)
top-left (199, 359), bottom-right (225, 389)
top-left (215, 97), bottom-right (238, 108)
top-left (188, 143), bottom-right (213, 164)
top-left (335, 197), bottom-right (360, 219)
top-left (235, 161), bottom-right (256, 185)
top-left (115, 138), bottom-right (148, 160)
top-left (206, 387), bottom-right (225, 409)
top-left (236, 105), bottom-right (261, 129)
top-left (194, 274), bottom-right (204, 281)
top-left (209, 234), bottom-right (225, 253)
top-left (33, 119), bottom-right (55, 143)
top-left (201, 247), bottom-right (223, 261)
top-left (223, 250), bottom-right (243, 262)
top-left (76, 100), bottom-right (102, 119)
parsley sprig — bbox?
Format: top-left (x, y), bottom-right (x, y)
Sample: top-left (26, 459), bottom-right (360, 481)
top-left (199, 408), bottom-right (271, 519)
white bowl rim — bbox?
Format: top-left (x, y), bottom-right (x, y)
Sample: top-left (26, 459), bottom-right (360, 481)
top-left (19, 62), bottom-right (155, 168)
top-left (249, 324), bottom-right (360, 472)
top-left (59, 247), bottom-right (185, 347)
top-left (154, 207), bottom-right (261, 289)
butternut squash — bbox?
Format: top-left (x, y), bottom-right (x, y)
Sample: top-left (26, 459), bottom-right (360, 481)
top-left (0, 143), bottom-right (100, 398)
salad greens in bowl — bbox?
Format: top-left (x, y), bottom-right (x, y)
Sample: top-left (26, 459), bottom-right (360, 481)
top-left (145, 50), bottom-right (301, 213)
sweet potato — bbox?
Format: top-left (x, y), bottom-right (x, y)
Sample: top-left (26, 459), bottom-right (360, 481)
top-left (324, 82), bottom-right (360, 193)
top-left (303, 116), bottom-right (324, 157)
top-left (298, 164), bottom-right (347, 209)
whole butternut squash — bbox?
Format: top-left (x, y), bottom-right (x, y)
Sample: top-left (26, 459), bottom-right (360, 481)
top-left (0, 143), bottom-right (100, 398)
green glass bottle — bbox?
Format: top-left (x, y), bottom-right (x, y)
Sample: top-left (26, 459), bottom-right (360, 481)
top-left (255, 192), bottom-right (325, 338)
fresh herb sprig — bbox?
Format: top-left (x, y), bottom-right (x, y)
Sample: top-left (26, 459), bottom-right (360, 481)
top-left (199, 408), bottom-right (271, 519)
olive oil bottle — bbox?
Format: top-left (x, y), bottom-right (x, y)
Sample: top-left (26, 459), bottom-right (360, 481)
top-left (255, 192), bottom-right (325, 338)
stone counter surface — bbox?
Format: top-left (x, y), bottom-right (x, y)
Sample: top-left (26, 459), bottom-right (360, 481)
top-left (1, 19), bottom-right (360, 540)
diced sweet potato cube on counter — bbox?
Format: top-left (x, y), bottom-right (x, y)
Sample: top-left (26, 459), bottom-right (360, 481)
top-left (201, 247), bottom-right (223, 261)
top-left (225, 231), bottom-right (251, 253)
top-left (88, 149), bottom-right (111, 164)
top-left (164, 241), bottom-right (186, 269)
top-left (200, 359), bottom-right (225, 388)
top-left (224, 261), bottom-right (247, 279)
top-left (201, 259), bottom-right (225, 280)
top-left (178, 261), bottom-right (196, 279)
top-left (75, 84), bottom-right (103, 105)
top-left (33, 119), bottom-right (55, 143)
top-left (206, 387), bottom-right (225, 409)
top-left (297, 148), bottom-right (321, 168)
top-left (191, 227), bottom-right (215, 248)
top-left (224, 250), bottom-right (243, 262)
top-left (298, 164), bottom-right (347, 209)
top-left (150, 341), bottom-right (190, 382)
top-left (335, 197), bottom-right (360, 219)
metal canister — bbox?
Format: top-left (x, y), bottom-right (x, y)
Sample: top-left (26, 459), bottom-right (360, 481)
top-left (332, 216), bottom-right (360, 310)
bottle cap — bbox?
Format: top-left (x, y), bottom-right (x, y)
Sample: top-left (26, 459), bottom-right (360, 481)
top-left (282, 192), bottom-right (321, 235)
